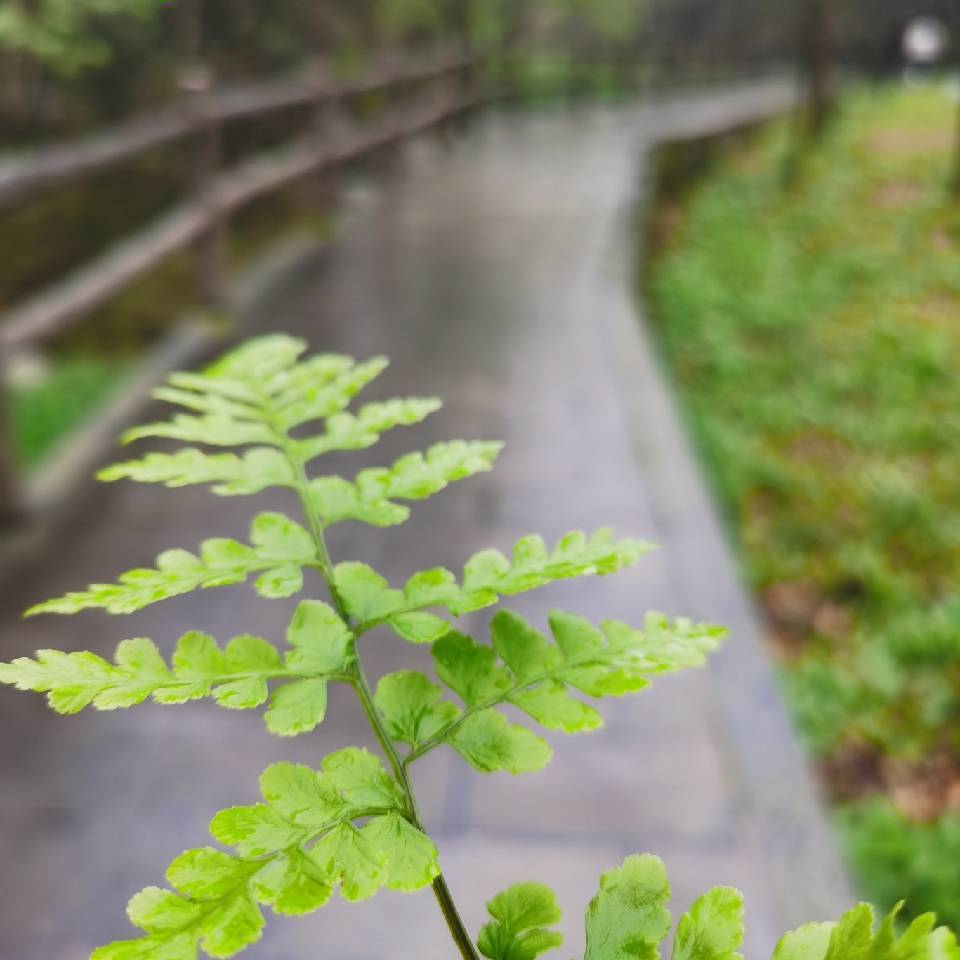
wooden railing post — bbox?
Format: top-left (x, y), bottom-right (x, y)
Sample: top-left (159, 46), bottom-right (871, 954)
top-left (180, 64), bottom-right (227, 309)
top-left (0, 387), bottom-right (22, 527)
top-left (292, 66), bottom-right (338, 220)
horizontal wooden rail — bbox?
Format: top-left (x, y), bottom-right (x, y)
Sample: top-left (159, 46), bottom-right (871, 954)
top-left (0, 49), bottom-right (470, 208)
top-left (0, 91), bottom-right (480, 351)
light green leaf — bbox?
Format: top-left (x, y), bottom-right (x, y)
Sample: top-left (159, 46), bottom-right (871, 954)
top-left (477, 881), bottom-right (563, 960)
top-left (209, 804), bottom-right (306, 857)
top-left (452, 529), bottom-right (655, 616)
top-left (251, 849), bottom-right (335, 916)
top-left (264, 678), bottom-right (328, 736)
top-left (310, 476), bottom-right (410, 527)
top-left (126, 887), bottom-right (204, 934)
top-left (295, 397), bottom-right (443, 461)
top-left (772, 923), bottom-right (835, 960)
top-left (351, 530), bottom-right (655, 634)
top-left (322, 747), bottom-right (404, 809)
top-left (388, 610), bottom-right (452, 644)
top-left (672, 888), bottom-right (744, 960)
top-left (449, 710), bottom-right (552, 774)
top-left (491, 610), bottom-right (562, 682)
top-left (411, 609), bottom-right (722, 770)
top-left (433, 632), bottom-right (512, 706)
top-left (167, 849), bottom-right (255, 899)
top-left (26, 513), bottom-right (316, 616)
top-left (362, 812), bottom-right (440, 891)
top-left (284, 600), bottom-right (351, 673)
top-left (310, 823), bottom-right (385, 901)
top-left (510, 681), bottom-right (602, 734)
top-left (584, 855), bottom-right (672, 960)
top-left (823, 904), bottom-right (875, 960)
top-left (93, 742), bottom-right (419, 959)
top-left (98, 447), bottom-right (295, 496)
top-left (259, 763), bottom-right (346, 827)
top-left (375, 671), bottom-right (461, 746)
top-left (333, 562), bottom-right (404, 623)
top-left (1, 614), bottom-right (350, 738)
top-left (308, 441), bottom-right (502, 529)
top-left (254, 564), bottom-right (304, 599)
top-left (197, 892), bottom-right (264, 959)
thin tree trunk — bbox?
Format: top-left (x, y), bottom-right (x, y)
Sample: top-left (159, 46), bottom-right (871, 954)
top-left (805, 0), bottom-right (833, 139)
top-left (953, 93), bottom-right (960, 197)
top-left (0, 390), bottom-right (22, 528)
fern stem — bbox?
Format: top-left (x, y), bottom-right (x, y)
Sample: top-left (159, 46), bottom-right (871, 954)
top-left (282, 443), bottom-right (481, 960)
top-left (350, 661), bottom-right (481, 960)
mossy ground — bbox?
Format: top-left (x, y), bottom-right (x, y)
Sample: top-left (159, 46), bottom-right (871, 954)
top-left (646, 82), bottom-right (960, 924)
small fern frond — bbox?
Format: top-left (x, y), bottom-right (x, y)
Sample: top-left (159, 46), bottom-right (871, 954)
top-left (375, 609), bottom-right (724, 773)
top-left (26, 512), bottom-right (318, 616)
top-left (333, 529), bottom-right (653, 642)
top-left (3, 601), bottom-right (352, 735)
top-left (92, 749), bottom-right (439, 960)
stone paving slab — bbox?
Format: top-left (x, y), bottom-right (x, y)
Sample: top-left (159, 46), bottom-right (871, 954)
top-left (0, 83), bottom-right (849, 960)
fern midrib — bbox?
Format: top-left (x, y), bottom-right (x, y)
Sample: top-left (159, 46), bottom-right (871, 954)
top-left (253, 382), bottom-right (482, 960)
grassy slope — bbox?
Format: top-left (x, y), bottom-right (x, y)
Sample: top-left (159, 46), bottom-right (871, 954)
top-left (647, 84), bottom-right (960, 923)
top-left (10, 356), bottom-right (131, 469)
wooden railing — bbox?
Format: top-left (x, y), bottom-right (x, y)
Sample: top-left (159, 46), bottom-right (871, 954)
top-left (0, 47), bottom-right (480, 523)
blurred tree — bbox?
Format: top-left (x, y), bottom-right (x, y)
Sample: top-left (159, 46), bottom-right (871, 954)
top-left (802, 0), bottom-right (835, 139)
top-left (0, 0), bottom-right (164, 75)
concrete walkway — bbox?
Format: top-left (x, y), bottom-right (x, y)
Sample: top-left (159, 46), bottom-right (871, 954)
top-left (0, 82), bottom-right (850, 960)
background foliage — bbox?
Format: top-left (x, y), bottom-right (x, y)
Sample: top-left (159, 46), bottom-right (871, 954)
top-left (647, 83), bottom-right (960, 925)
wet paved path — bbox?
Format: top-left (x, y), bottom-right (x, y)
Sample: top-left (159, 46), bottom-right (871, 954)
top-left (0, 83), bottom-right (850, 960)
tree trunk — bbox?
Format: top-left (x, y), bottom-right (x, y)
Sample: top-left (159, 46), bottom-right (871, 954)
top-left (805, 0), bottom-right (834, 139)
top-left (0, 390), bottom-right (22, 528)
top-left (953, 93), bottom-right (960, 198)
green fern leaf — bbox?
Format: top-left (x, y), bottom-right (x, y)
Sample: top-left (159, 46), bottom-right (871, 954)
top-left (770, 901), bottom-right (956, 960)
top-left (374, 671), bottom-right (461, 746)
top-left (584, 855), bottom-right (672, 960)
top-left (772, 923), bottom-right (836, 960)
top-left (448, 709), bottom-right (553, 774)
top-left (295, 397), bottom-right (443, 461)
top-left (25, 512), bottom-right (317, 616)
top-left (361, 812), bottom-right (441, 892)
top-left (451, 530), bottom-right (655, 615)
top-left (308, 440), bottom-right (502, 528)
top-left (2, 602), bottom-right (352, 737)
top-left (104, 400), bottom-right (445, 497)
top-left (477, 882), bottom-right (564, 960)
top-left (671, 888), bottom-right (744, 960)
top-left (350, 530), bottom-right (654, 637)
top-left (99, 448), bottom-right (296, 496)
top-left (399, 610), bottom-right (723, 771)
top-left (95, 748), bottom-right (435, 959)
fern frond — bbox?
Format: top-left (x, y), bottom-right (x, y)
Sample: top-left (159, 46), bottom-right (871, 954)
top-left (98, 448), bottom-right (297, 496)
top-left (2, 601), bottom-right (351, 735)
top-left (93, 749), bottom-right (438, 960)
top-left (477, 883), bottom-right (563, 960)
top-left (338, 530), bottom-right (653, 642)
top-left (309, 440), bottom-right (503, 528)
top-left (479, 855), bottom-right (960, 960)
top-left (26, 512), bottom-right (317, 616)
top-left (375, 609), bottom-right (724, 773)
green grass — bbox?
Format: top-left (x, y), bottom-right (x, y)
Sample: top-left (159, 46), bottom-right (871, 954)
top-left (646, 83), bottom-right (960, 924)
top-left (9, 355), bottom-right (132, 467)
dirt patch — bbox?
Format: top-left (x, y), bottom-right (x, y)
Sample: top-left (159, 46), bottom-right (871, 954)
top-left (867, 127), bottom-right (953, 157)
top-left (781, 429), bottom-right (851, 469)
top-left (820, 741), bottom-right (886, 803)
top-left (884, 753), bottom-right (960, 823)
top-left (873, 180), bottom-right (925, 209)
